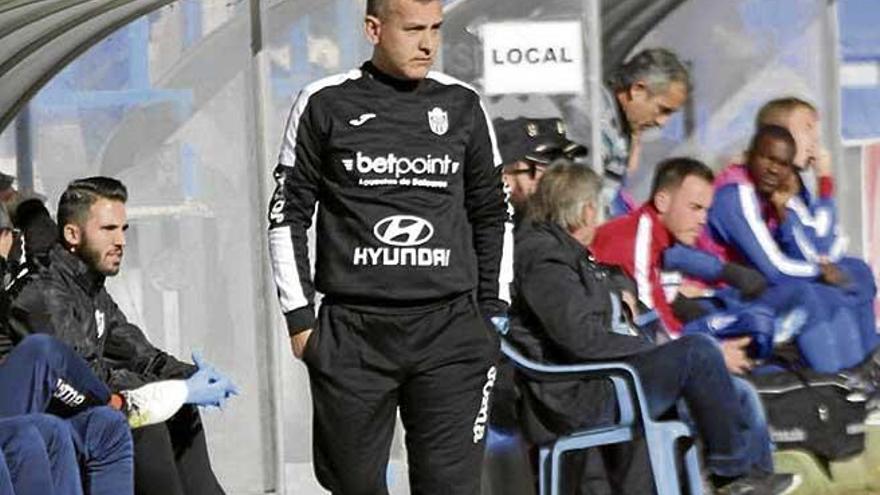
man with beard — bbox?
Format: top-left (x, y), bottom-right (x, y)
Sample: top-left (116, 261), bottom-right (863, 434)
top-left (705, 125), bottom-right (877, 373)
top-left (5, 177), bottom-right (238, 495)
top-left (494, 117), bottom-right (586, 225)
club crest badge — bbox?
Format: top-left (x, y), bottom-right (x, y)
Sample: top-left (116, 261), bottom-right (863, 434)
top-left (427, 107), bottom-right (448, 136)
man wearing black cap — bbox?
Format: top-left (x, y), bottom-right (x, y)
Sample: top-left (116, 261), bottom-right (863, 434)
top-left (494, 117), bottom-right (586, 221)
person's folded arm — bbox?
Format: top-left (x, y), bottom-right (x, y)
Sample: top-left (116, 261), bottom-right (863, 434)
top-left (709, 185), bottom-right (819, 283)
top-left (518, 256), bottom-right (654, 362)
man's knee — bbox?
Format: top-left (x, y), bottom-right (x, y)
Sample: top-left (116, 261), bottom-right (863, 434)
top-left (13, 334), bottom-right (61, 363)
top-left (312, 429), bottom-right (390, 495)
top-left (316, 464), bottom-right (387, 495)
top-left (731, 377), bottom-right (766, 424)
top-left (77, 407), bottom-right (132, 460)
top-left (790, 281), bottom-right (821, 307)
top-left (840, 257), bottom-right (877, 298)
top-left (28, 413), bottom-right (69, 439)
top-left (679, 333), bottom-right (723, 355)
top-left (26, 413), bottom-right (74, 455)
top-left (1, 422), bottom-right (47, 462)
top-left (676, 333), bottom-right (728, 372)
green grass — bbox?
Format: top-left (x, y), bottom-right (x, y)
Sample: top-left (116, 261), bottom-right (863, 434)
top-left (773, 426), bottom-right (880, 494)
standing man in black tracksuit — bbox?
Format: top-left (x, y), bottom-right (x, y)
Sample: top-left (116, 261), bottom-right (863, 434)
top-left (266, 0), bottom-right (510, 493)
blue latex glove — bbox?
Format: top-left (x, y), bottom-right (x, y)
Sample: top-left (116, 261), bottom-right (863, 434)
top-left (490, 315), bottom-right (509, 336)
top-left (185, 352), bottom-right (239, 408)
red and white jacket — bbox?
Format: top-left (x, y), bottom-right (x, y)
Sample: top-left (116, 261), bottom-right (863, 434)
top-left (592, 203), bottom-right (682, 335)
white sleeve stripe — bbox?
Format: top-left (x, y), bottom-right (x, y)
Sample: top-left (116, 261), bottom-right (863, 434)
top-left (660, 270), bottom-right (683, 303)
top-left (792, 225), bottom-right (820, 263)
top-left (479, 99), bottom-right (503, 166)
top-left (498, 221), bottom-right (514, 303)
top-left (634, 214), bottom-right (654, 309)
top-left (425, 70), bottom-right (479, 91)
top-left (738, 185), bottom-right (818, 277)
top-left (814, 208), bottom-right (832, 237)
top-left (426, 71), bottom-right (502, 166)
top-left (786, 196), bottom-right (815, 227)
top-left (277, 69), bottom-right (362, 167)
top-left (828, 233), bottom-right (849, 262)
top-left (786, 196), bottom-right (835, 238)
top-left (268, 226), bottom-right (308, 312)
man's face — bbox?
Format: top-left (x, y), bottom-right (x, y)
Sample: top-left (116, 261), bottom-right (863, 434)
top-left (73, 199), bottom-right (128, 276)
top-left (620, 81), bottom-right (687, 132)
top-left (366, 0), bottom-right (442, 80)
top-left (656, 175), bottom-right (713, 246)
top-left (783, 107), bottom-right (819, 169)
top-left (502, 161), bottom-right (546, 209)
top-left (747, 135), bottom-right (796, 196)
top-left (570, 201), bottom-right (600, 248)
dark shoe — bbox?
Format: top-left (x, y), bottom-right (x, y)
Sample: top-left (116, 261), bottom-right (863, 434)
top-left (854, 346), bottom-right (880, 389)
top-left (839, 368), bottom-right (875, 398)
top-left (715, 472), bottom-right (801, 495)
top-left (839, 347), bottom-right (880, 398)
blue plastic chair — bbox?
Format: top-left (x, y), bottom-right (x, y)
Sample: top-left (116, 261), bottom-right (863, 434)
top-left (499, 338), bottom-right (704, 495)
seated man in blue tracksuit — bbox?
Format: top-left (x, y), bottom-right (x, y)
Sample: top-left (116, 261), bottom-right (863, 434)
top-left (757, 98), bottom-right (878, 360)
top-left (0, 334), bottom-right (131, 495)
top-left (0, 336), bottom-right (133, 495)
top-left (0, 333), bottom-right (235, 495)
top-left (703, 125), bottom-right (876, 373)
top-left (663, 100), bottom-right (876, 374)
top-left (0, 446), bottom-right (13, 494)
top-left (755, 97), bottom-right (847, 263)
top-left (0, 415), bottom-right (69, 495)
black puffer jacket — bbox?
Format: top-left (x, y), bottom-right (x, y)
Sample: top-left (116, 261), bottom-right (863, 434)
top-left (6, 245), bottom-right (195, 391)
top-left (0, 197), bottom-right (58, 356)
top-left (508, 221), bottom-right (654, 444)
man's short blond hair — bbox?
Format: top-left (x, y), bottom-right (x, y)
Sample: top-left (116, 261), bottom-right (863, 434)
top-left (756, 97), bottom-right (817, 128)
top-left (366, 0), bottom-right (438, 16)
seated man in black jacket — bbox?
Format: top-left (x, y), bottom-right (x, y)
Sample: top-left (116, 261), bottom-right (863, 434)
top-left (508, 160), bottom-right (796, 495)
top-left (4, 177), bottom-right (237, 495)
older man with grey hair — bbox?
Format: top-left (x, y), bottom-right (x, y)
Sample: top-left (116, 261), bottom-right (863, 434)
top-left (507, 160), bottom-right (797, 494)
top-left (583, 48), bottom-right (690, 217)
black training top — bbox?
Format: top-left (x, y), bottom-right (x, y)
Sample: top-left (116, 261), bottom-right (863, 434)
top-left (268, 62), bottom-right (512, 333)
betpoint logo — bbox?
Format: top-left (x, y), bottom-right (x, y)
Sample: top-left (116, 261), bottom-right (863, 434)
top-left (373, 215), bottom-right (434, 247)
top-left (341, 151), bottom-right (460, 177)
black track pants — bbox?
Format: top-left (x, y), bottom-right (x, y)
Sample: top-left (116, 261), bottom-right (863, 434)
top-left (303, 294), bottom-right (499, 495)
top-left (132, 405), bottom-right (224, 495)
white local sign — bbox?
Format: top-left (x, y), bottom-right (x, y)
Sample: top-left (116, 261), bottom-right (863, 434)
top-left (482, 21), bottom-right (585, 95)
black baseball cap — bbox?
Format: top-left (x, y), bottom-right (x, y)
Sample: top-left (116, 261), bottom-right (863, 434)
top-left (493, 117), bottom-right (587, 166)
